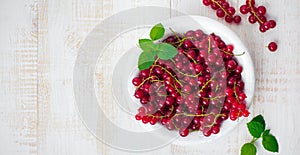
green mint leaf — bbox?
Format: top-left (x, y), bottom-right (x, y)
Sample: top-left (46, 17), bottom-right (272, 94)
top-left (156, 43), bottom-right (178, 60)
top-left (247, 121), bottom-right (264, 138)
top-left (139, 39), bottom-right (155, 52)
top-left (138, 51), bottom-right (155, 70)
top-left (241, 143), bottom-right (257, 155)
top-left (263, 129), bottom-right (270, 137)
top-left (150, 23), bottom-right (165, 41)
top-left (262, 134), bottom-right (279, 152)
top-left (251, 115), bottom-right (266, 130)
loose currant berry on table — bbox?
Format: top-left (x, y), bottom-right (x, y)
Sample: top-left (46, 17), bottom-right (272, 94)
top-left (268, 42), bottom-right (278, 52)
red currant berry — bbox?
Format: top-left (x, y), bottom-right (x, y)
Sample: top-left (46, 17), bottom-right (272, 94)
top-left (238, 103), bottom-right (246, 111)
top-left (233, 15), bottom-right (242, 24)
top-left (135, 114), bottom-right (142, 120)
top-left (211, 2), bottom-right (219, 10)
top-left (142, 116), bottom-right (150, 124)
top-left (226, 44), bottom-right (234, 52)
top-left (227, 7), bottom-right (236, 16)
top-left (132, 77), bottom-right (142, 86)
top-left (262, 21), bottom-right (270, 30)
top-left (221, 2), bottom-right (229, 9)
top-left (216, 8), bottom-right (226, 18)
top-left (248, 15), bottom-right (257, 24)
top-left (226, 60), bottom-right (237, 70)
top-left (259, 24), bottom-right (267, 33)
top-left (259, 15), bottom-right (267, 23)
top-left (134, 89), bottom-right (144, 99)
top-left (235, 65), bottom-right (243, 74)
top-left (179, 128), bottom-right (189, 137)
top-left (257, 6), bottom-right (266, 16)
top-left (183, 40), bottom-right (193, 49)
top-left (269, 20), bottom-right (277, 28)
top-left (225, 15), bottom-right (233, 23)
top-left (238, 93), bottom-right (247, 101)
top-left (149, 117), bottom-right (158, 125)
top-left (242, 110), bottom-right (250, 117)
top-left (268, 42), bottom-right (278, 52)
top-left (230, 112), bottom-right (238, 121)
top-left (203, 128), bottom-right (212, 137)
top-left (246, 0), bottom-right (255, 6)
top-left (203, 0), bottom-right (212, 6)
top-left (240, 5), bottom-right (249, 14)
top-left (211, 125), bottom-right (220, 134)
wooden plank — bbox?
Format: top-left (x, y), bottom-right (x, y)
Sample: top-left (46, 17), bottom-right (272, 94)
top-left (0, 0), bottom-right (38, 155)
top-left (36, 0), bottom-right (112, 155)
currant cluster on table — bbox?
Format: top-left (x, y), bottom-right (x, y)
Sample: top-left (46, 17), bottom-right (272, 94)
top-left (203, 0), bottom-right (241, 24)
top-left (240, 0), bottom-right (276, 33)
top-left (132, 29), bottom-right (249, 137)
top-left (202, 0), bottom-right (278, 52)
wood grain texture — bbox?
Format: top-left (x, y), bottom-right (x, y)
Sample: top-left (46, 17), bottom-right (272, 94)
top-left (0, 0), bottom-right (299, 155)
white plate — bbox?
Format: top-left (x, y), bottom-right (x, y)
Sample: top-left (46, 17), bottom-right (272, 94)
top-left (75, 14), bottom-right (255, 151)
top-left (121, 15), bottom-right (255, 143)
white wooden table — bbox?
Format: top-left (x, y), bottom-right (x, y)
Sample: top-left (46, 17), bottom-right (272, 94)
top-left (0, 0), bottom-right (299, 155)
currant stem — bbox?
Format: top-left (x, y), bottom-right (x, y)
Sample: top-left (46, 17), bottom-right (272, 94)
top-left (208, 37), bottom-right (211, 54)
top-left (211, 0), bottom-right (232, 17)
top-left (182, 50), bottom-right (198, 64)
top-left (248, 0), bottom-right (264, 24)
top-left (204, 113), bottom-right (226, 128)
top-left (137, 75), bottom-right (158, 89)
top-left (152, 64), bottom-right (183, 87)
top-left (233, 82), bottom-right (241, 103)
top-left (220, 49), bottom-right (246, 56)
top-left (202, 95), bottom-right (226, 101)
top-left (198, 77), bottom-right (214, 93)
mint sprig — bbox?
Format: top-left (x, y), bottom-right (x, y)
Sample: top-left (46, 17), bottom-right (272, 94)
top-left (137, 23), bottom-right (178, 70)
top-left (241, 115), bottom-right (279, 155)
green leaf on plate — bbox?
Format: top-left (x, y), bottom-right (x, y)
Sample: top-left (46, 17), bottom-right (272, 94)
top-left (150, 23), bottom-right (165, 41)
top-left (139, 39), bottom-right (155, 52)
top-left (156, 43), bottom-right (178, 60)
top-left (241, 143), bottom-right (257, 155)
top-left (138, 51), bottom-right (155, 70)
top-left (262, 133), bottom-right (279, 152)
top-left (247, 121), bottom-right (265, 138)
